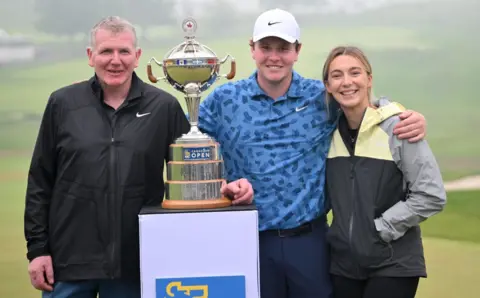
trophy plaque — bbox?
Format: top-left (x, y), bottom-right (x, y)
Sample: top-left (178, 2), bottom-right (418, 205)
top-left (147, 18), bottom-right (236, 209)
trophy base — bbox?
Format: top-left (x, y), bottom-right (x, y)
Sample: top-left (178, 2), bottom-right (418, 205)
top-left (161, 197), bottom-right (232, 210)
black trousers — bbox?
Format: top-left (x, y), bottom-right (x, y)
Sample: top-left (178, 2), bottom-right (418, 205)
top-left (259, 216), bottom-right (332, 298)
top-left (332, 275), bottom-right (420, 298)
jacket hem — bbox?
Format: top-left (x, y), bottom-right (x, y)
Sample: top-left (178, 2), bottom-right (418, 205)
top-left (330, 267), bottom-right (427, 279)
top-left (370, 268), bottom-right (427, 278)
top-left (54, 263), bottom-right (112, 281)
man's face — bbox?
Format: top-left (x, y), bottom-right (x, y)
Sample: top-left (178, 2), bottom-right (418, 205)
top-left (87, 28), bottom-right (141, 88)
top-left (251, 36), bottom-right (300, 85)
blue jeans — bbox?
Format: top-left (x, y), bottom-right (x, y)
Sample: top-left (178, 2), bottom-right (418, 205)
top-left (259, 216), bottom-right (332, 298)
top-left (42, 279), bottom-right (140, 298)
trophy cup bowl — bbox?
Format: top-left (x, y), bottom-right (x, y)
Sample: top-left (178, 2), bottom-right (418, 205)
top-left (147, 18), bottom-right (236, 210)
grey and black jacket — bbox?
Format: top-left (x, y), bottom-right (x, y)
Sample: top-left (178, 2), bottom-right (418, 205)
top-left (325, 102), bottom-right (447, 279)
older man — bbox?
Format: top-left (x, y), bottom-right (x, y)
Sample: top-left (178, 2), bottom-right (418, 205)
top-left (24, 16), bottom-right (253, 298)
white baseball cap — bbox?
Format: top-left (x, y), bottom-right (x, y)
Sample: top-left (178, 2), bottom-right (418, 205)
top-left (252, 8), bottom-right (300, 43)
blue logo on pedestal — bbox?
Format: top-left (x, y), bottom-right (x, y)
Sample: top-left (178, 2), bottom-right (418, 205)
top-left (183, 147), bottom-right (212, 161)
top-left (156, 275), bottom-right (245, 298)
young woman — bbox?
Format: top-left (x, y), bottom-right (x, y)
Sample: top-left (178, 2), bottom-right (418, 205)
top-left (323, 46), bottom-right (447, 298)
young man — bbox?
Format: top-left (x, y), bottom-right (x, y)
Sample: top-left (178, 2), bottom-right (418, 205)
top-left (24, 16), bottom-right (254, 298)
top-left (197, 8), bottom-right (427, 298)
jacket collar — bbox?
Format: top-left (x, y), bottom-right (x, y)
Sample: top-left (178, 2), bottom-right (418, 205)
top-left (89, 71), bottom-right (144, 102)
top-left (337, 101), bottom-right (404, 134)
top-left (360, 102), bottom-right (404, 132)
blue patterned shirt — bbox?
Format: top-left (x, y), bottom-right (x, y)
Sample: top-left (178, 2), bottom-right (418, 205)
top-left (198, 71), bottom-right (337, 231)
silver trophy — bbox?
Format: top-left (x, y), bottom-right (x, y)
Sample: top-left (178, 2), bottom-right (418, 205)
top-left (147, 18), bottom-right (236, 209)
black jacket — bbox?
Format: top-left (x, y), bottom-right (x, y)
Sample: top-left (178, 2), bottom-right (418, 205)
top-left (326, 103), bottom-right (446, 279)
top-left (24, 72), bottom-right (190, 281)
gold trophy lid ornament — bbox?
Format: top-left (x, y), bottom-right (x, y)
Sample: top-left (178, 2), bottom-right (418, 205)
top-left (147, 18), bottom-right (236, 210)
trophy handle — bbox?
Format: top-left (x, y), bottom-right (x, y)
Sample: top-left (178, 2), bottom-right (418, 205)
top-left (147, 57), bottom-right (166, 83)
top-left (218, 54), bottom-right (236, 80)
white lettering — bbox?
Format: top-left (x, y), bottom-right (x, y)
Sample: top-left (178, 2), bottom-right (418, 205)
top-left (190, 151), bottom-right (210, 159)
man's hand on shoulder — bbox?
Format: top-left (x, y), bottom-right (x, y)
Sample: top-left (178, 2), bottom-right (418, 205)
top-left (393, 110), bottom-right (427, 143)
top-left (221, 178), bottom-right (254, 205)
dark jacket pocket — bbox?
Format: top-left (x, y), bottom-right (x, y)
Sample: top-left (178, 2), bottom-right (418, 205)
top-left (350, 216), bottom-right (393, 268)
top-left (49, 192), bottom-right (105, 266)
top-left (327, 215), bottom-right (351, 253)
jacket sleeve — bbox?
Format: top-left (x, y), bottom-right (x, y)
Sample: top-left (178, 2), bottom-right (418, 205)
top-left (373, 96), bottom-right (407, 112)
top-left (24, 94), bottom-right (59, 261)
top-left (165, 98), bottom-right (190, 163)
top-left (375, 131), bottom-right (447, 243)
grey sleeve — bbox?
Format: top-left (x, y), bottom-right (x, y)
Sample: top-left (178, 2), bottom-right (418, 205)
top-left (375, 118), bottom-right (447, 242)
top-left (372, 96), bottom-right (392, 108)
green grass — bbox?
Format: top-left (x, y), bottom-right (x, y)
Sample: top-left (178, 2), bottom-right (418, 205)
top-left (421, 190), bottom-right (480, 244)
top-left (0, 179), bottom-right (37, 298)
top-left (0, 122), bottom-right (40, 151)
top-left (416, 237), bottom-right (480, 298)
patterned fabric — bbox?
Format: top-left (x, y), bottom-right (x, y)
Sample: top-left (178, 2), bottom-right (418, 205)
top-left (198, 71), bottom-right (337, 231)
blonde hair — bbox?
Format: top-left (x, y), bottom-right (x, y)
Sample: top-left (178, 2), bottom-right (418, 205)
top-left (322, 46), bottom-right (374, 118)
top-left (89, 16), bottom-right (138, 49)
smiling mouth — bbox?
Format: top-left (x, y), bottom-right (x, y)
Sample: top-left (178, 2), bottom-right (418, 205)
top-left (266, 65), bottom-right (282, 69)
top-left (108, 70), bottom-right (123, 74)
top-left (340, 90), bottom-right (358, 96)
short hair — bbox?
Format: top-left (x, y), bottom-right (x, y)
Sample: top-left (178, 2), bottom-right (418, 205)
top-left (89, 16), bottom-right (138, 49)
top-left (248, 38), bottom-right (301, 52)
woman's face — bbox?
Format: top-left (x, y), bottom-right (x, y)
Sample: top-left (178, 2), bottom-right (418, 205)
top-left (325, 54), bottom-right (372, 110)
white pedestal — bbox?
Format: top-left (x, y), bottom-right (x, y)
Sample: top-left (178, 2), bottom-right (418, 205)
top-left (138, 205), bottom-right (260, 298)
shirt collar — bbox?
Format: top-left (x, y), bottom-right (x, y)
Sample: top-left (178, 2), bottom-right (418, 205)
top-left (247, 70), bottom-right (304, 100)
